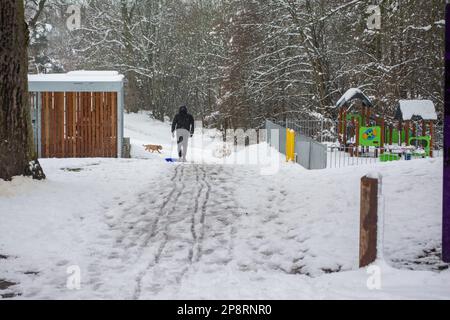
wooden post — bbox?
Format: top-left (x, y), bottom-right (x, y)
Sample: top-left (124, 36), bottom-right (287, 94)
top-left (360, 176), bottom-right (379, 268)
top-left (355, 118), bottom-right (360, 157)
top-left (430, 121), bottom-right (434, 158)
top-left (389, 125), bottom-right (393, 145)
top-left (405, 121), bottom-right (410, 146)
top-left (365, 107), bottom-right (369, 126)
top-left (343, 110), bottom-right (347, 146)
top-left (365, 108), bottom-right (370, 154)
top-left (380, 117), bottom-right (385, 154)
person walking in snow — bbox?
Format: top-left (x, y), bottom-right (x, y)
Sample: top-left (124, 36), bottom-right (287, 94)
top-left (171, 105), bottom-right (195, 162)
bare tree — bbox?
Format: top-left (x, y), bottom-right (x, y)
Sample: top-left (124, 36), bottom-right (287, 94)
top-left (28, 0), bottom-right (444, 130)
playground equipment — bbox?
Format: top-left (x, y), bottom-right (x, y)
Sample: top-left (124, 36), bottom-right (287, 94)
top-left (393, 100), bottom-right (437, 157)
top-left (336, 89), bottom-right (437, 160)
top-left (336, 88), bottom-right (385, 157)
top-left (379, 153), bottom-right (400, 162)
top-left (409, 136), bottom-right (431, 158)
top-left (360, 126), bottom-right (381, 147)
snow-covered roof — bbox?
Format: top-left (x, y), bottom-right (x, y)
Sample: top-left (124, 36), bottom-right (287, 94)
top-left (29, 71), bottom-right (124, 83)
top-left (28, 71), bottom-right (125, 92)
top-left (336, 88), bottom-right (373, 109)
top-left (395, 100), bottom-right (437, 121)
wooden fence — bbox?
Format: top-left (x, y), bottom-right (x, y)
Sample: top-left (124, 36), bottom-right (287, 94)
top-left (31, 92), bottom-right (118, 158)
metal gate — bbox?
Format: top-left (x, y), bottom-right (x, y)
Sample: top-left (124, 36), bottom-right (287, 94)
top-left (30, 92), bottom-right (118, 158)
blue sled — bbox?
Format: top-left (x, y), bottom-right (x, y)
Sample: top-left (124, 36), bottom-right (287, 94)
top-left (165, 158), bottom-right (178, 163)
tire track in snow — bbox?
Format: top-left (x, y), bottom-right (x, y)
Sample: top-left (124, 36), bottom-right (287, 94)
top-left (176, 165), bottom-right (211, 284)
top-left (138, 165), bottom-right (210, 295)
top-left (133, 164), bottom-right (186, 299)
top-left (195, 166), bottom-right (211, 262)
top-left (83, 164), bottom-right (271, 298)
top-left (111, 166), bottom-right (181, 251)
top-left (131, 164), bottom-right (241, 299)
top-left (86, 164), bottom-right (182, 296)
top-left (155, 165), bottom-right (189, 264)
top-left (140, 165), bottom-right (184, 254)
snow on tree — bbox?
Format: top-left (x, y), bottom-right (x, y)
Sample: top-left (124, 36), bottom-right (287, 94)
top-left (23, 0), bottom-right (445, 129)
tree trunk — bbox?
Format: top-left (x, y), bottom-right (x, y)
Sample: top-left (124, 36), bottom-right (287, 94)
top-left (0, 0), bottom-right (45, 181)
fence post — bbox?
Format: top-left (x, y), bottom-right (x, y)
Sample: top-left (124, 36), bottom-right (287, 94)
top-left (308, 141), bottom-right (312, 170)
top-left (360, 175), bottom-right (379, 268)
top-left (320, 120), bottom-right (324, 143)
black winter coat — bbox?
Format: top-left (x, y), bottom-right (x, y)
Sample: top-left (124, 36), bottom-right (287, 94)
top-left (171, 108), bottom-right (195, 135)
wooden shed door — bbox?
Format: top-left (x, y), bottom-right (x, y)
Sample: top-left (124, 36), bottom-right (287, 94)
top-left (41, 92), bottom-right (118, 158)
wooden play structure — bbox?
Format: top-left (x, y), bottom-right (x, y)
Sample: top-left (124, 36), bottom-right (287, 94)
top-left (336, 89), bottom-right (437, 160)
top-left (393, 100), bottom-right (438, 157)
top-left (336, 88), bottom-right (385, 157)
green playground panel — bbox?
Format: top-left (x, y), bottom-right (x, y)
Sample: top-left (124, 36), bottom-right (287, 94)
top-left (396, 129), bottom-right (401, 144)
top-left (346, 114), bottom-right (363, 124)
top-left (359, 126), bottom-right (381, 147)
top-left (379, 153), bottom-right (400, 162)
top-left (389, 129), bottom-right (415, 145)
top-left (387, 129), bottom-right (407, 144)
top-left (409, 136), bottom-right (431, 157)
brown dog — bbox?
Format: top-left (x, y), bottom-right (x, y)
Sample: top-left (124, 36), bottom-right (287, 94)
top-left (143, 144), bottom-right (163, 154)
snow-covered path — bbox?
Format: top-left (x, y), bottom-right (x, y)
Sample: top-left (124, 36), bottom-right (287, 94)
top-left (84, 163), bottom-right (243, 299)
top-left (2, 156), bottom-right (450, 299)
top-left (77, 159), bottom-right (450, 300)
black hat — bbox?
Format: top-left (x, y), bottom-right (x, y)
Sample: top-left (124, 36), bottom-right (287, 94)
top-left (180, 105), bottom-right (188, 114)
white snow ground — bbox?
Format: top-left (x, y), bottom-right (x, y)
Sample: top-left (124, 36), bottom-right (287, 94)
top-left (0, 111), bottom-right (449, 300)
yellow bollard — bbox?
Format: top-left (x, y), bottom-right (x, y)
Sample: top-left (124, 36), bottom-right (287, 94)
top-left (286, 128), bottom-right (296, 162)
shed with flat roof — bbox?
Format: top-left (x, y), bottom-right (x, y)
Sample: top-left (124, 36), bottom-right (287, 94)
top-left (28, 71), bottom-right (125, 158)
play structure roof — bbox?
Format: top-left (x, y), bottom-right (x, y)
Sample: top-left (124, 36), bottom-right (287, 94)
top-left (335, 88), bottom-right (374, 109)
top-left (395, 100), bottom-right (437, 121)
